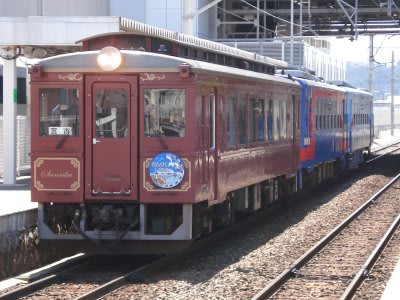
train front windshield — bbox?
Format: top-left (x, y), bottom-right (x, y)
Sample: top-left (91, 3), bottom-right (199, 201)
top-left (39, 88), bottom-right (80, 136)
top-left (144, 88), bottom-right (185, 138)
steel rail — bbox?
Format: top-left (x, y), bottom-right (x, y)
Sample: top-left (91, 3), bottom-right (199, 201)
top-left (0, 257), bottom-right (89, 300)
top-left (372, 141), bottom-right (400, 154)
top-left (367, 141), bottom-right (400, 164)
top-left (74, 255), bottom-right (175, 300)
top-left (252, 173), bottom-right (400, 300)
top-left (340, 212), bottom-right (400, 300)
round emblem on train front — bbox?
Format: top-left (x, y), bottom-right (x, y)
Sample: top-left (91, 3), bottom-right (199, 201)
top-left (149, 152), bottom-right (185, 189)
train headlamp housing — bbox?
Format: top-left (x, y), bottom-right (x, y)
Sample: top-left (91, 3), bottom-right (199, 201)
top-left (97, 47), bottom-right (122, 71)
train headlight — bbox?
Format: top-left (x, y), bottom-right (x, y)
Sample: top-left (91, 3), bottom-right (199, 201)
top-left (97, 47), bottom-right (122, 71)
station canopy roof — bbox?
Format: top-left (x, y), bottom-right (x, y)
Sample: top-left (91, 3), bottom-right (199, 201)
top-left (0, 16), bottom-right (122, 59)
top-left (0, 16), bottom-right (288, 69)
top-left (221, 0), bottom-right (400, 38)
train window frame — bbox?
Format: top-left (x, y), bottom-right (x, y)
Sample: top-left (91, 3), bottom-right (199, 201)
top-left (272, 98), bottom-right (280, 140)
top-left (238, 96), bottom-right (247, 145)
top-left (247, 98), bottom-right (257, 144)
top-left (94, 87), bottom-right (129, 139)
top-left (287, 96), bottom-right (294, 139)
top-left (143, 88), bottom-right (186, 138)
top-left (39, 87), bottom-right (80, 137)
top-left (209, 94), bottom-right (216, 150)
top-left (226, 95), bottom-right (237, 147)
top-left (151, 38), bottom-right (172, 53)
top-left (257, 98), bottom-right (265, 142)
top-left (279, 98), bottom-right (287, 139)
top-left (266, 98), bottom-right (273, 141)
top-left (179, 47), bottom-right (189, 57)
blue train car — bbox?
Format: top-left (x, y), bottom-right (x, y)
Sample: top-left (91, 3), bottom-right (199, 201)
top-left (342, 85), bottom-right (374, 168)
top-left (279, 72), bottom-right (373, 190)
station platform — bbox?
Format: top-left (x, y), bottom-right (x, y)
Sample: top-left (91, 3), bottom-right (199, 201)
top-left (0, 176), bottom-right (36, 235)
top-left (381, 259), bottom-right (400, 300)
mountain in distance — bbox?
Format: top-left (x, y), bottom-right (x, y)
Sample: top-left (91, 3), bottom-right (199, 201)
top-left (345, 61), bottom-right (400, 100)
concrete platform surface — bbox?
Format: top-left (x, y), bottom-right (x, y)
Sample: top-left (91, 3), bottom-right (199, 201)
top-left (381, 259), bottom-right (400, 300)
top-left (0, 176), bottom-right (35, 217)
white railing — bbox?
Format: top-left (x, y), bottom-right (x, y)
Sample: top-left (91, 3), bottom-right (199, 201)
top-left (0, 116), bottom-right (31, 177)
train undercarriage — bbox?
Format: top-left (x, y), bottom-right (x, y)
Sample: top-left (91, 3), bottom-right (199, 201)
top-left (38, 148), bottom-right (368, 254)
top-left (38, 176), bottom-right (293, 250)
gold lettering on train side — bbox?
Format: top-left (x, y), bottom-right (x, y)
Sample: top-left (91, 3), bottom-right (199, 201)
top-left (34, 158), bottom-right (80, 191)
top-left (143, 158), bottom-right (191, 192)
top-left (140, 73), bottom-right (166, 81)
top-left (58, 73), bottom-right (83, 81)
top-left (40, 170), bottom-right (73, 178)
top-left (200, 86), bottom-right (215, 94)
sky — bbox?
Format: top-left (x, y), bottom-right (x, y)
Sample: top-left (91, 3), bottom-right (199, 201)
top-left (329, 34), bottom-right (400, 66)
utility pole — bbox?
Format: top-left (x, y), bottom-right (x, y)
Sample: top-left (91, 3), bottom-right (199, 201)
top-left (183, 0), bottom-right (222, 36)
top-left (290, 0), bottom-right (294, 65)
top-left (2, 55), bottom-right (17, 184)
top-left (368, 35), bottom-right (374, 94)
top-left (391, 51), bottom-right (395, 136)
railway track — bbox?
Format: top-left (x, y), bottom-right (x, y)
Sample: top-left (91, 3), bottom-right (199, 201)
top-left (252, 172), bottom-right (400, 300)
top-left (369, 141), bottom-right (400, 163)
top-left (0, 255), bottom-right (160, 300)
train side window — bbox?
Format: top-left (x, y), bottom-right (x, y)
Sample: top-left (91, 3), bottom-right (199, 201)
top-left (226, 96), bottom-right (236, 147)
top-left (266, 98), bottom-right (273, 141)
top-left (179, 47), bottom-right (189, 57)
top-left (258, 99), bottom-right (265, 142)
top-left (279, 99), bottom-right (287, 139)
top-left (209, 95), bottom-right (215, 149)
top-left (144, 88), bottom-right (185, 137)
top-left (273, 98), bottom-right (280, 140)
top-left (151, 38), bottom-right (172, 53)
top-left (287, 97), bottom-right (293, 138)
top-left (238, 96), bottom-right (247, 144)
top-left (39, 88), bottom-right (79, 136)
top-left (248, 98), bottom-right (257, 143)
top-left (317, 101), bottom-right (320, 130)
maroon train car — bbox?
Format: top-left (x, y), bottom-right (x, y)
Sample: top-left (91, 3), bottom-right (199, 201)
top-left (30, 29), bottom-right (300, 253)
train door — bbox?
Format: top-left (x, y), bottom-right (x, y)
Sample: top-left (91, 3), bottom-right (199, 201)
top-left (85, 75), bottom-right (138, 199)
top-left (343, 95), bottom-right (352, 152)
top-left (201, 94), bottom-right (217, 198)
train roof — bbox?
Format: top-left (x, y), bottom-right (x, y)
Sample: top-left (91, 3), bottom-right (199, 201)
top-left (278, 70), bottom-right (372, 97)
top-left (35, 49), bottom-right (299, 87)
top-left (277, 73), bottom-right (344, 92)
top-left (77, 25), bottom-right (288, 72)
